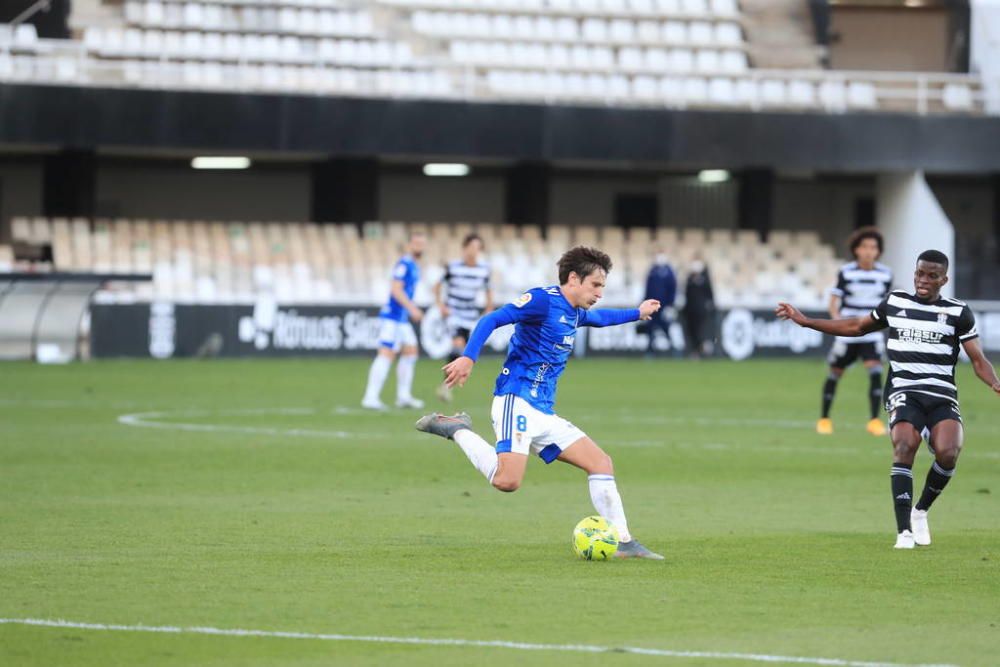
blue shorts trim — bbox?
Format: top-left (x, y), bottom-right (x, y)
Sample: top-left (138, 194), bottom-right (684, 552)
top-left (538, 444), bottom-right (561, 464)
top-left (496, 439), bottom-right (512, 454)
top-left (378, 340), bottom-right (397, 350)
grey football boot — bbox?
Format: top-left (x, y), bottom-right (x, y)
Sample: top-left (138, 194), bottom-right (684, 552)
top-left (615, 538), bottom-right (665, 560)
top-left (415, 412), bottom-right (473, 440)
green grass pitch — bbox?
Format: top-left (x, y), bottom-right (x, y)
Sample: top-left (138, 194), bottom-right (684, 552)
top-left (1, 357), bottom-right (998, 666)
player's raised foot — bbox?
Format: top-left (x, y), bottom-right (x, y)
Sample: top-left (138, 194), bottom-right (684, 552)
top-left (816, 418), bottom-right (833, 435)
top-left (866, 418), bottom-right (887, 437)
top-left (893, 530), bottom-right (915, 550)
top-left (911, 509), bottom-right (931, 546)
top-left (615, 538), bottom-right (664, 560)
top-left (361, 398), bottom-right (388, 411)
top-left (396, 396), bottom-right (425, 409)
top-left (415, 412), bottom-right (472, 440)
top-left (436, 382), bottom-right (453, 403)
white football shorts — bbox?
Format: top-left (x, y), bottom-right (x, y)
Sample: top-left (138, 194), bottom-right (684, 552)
top-left (377, 318), bottom-right (417, 352)
top-left (490, 394), bottom-right (586, 464)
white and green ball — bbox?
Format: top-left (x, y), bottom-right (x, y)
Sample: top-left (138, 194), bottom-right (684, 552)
top-left (572, 515), bottom-right (619, 560)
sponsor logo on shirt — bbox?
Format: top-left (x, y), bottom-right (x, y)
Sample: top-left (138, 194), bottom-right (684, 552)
top-left (513, 293), bottom-right (532, 308)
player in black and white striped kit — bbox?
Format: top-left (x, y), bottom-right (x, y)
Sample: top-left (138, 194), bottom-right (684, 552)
top-left (818, 227), bottom-right (893, 437)
top-left (777, 250), bottom-right (1000, 549)
top-left (434, 233), bottom-right (493, 402)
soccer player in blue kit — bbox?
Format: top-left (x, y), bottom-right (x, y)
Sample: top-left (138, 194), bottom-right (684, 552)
top-left (416, 247), bottom-right (665, 559)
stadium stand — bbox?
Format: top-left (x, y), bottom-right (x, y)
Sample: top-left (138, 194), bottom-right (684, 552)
top-left (7, 217), bottom-right (841, 309)
top-left (0, 0), bottom-right (986, 113)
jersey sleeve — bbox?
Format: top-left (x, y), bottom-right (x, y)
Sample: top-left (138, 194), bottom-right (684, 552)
top-left (830, 269), bottom-right (846, 297)
top-left (957, 305), bottom-right (979, 341)
top-left (462, 289), bottom-right (550, 361)
top-left (392, 260), bottom-right (408, 281)
top-left (868, 294), bottom-right (891, 331)
top-left (578, 308), bottom-right (641, 327)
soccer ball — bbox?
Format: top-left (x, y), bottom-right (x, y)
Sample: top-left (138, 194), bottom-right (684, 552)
top-left (572, 515), bottom-right (619, 560)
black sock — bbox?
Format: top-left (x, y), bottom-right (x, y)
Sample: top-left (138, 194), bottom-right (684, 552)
top-left (868, 368), bottom-right (883, 420)
top-left (915, 461), bottom-right (955, 511)
top-left (821, 375), bottom-right (838, 418)
top-left (891, 463), bottom-right (913, 532)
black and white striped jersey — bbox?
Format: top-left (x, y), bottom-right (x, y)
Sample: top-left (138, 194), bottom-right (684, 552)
top-left (441, 260), bottom-right (491, 329)
top-left (870, 290), bottom-right (979, 405)
top-left (831, 261), bottom-right (892, 344)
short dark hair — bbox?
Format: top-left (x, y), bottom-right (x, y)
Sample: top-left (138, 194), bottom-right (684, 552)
top-left (848, 226), bottom-right (883, 258)
top-left (917, 249), bottom-right (949, 270)
top-left (462, 233), bottom-right (483, 248)
top-left (557, 246), bottom-right (612, 284)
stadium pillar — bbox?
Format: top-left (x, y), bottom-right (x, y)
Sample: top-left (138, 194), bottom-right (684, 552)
top-left (43, 149), bottom-right (96, 218)
top-left (737, 168), bottom-right (774, 242)
top-left (505, 162), bottom-right (550, 228)
top-left (311, 157), bottom-right (379, 224)
top-left (876, 171), bottom-right (955, 298)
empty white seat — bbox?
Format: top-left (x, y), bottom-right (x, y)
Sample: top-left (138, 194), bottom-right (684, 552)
top-left (145, 1), bottom-right (165, 26)
top-left (632, 74), bottom-right (659, 100)
top-left (788, 79), bottom-right (815, 106)
top-left (714, 22), bottom-right (741, 45)
top-left (669, 48), bottom-right (694, 72)
top-left (662, 21), bottom-right (687, 44)
top-left (659, 76), bottom-right (684, 103)
top-left (183, 3), bottom-right (204, 28)
top-left (683, 76), bottom-right (708, 103)
top-left (708, 77), bottom-right (735, 105)
top-left (682, 0), bottom-right (709, 15)
top-left (847, 81), bottom-right (877, 108)
top-left (733, 78), bottom-right (758, 106)
top-left (689, 21), bottom-right (713, 44)
top-left (582, 18), bottom-right (608, 42)
top-left (942, 83), bottom-right (973, 110)
top-left (711, 0), bottom-right (739, 16)
top-left (609, 19), bottom-right (635, 42)
top-left (720, 50), bottom-right (748, 73)
top-left (143, 30), bottom-right (163, 56)
top-left (125, 1), bottom-right (143, 25)
top-left (619, 46), bottom-right (643, 69)
top-left (123, 28), bottom-right (143, 56)
top-left (696, 49), bottom-right (720, 72)
top-left (760, 79), bottom-right (787, 105)
top-left (644, 48), bottom-right (669, 69)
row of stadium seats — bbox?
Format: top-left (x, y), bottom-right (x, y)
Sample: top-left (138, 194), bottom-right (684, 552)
top-left (85, 28), bottom-right (417, 67)
top-left (411, 12), bottom-right (743, 45)
top-left (379, 0), bottom-right (741, 19)
top-left (8, 217), bottom-right (840, 308)
top-left (124, 2), bottom-right (376, 38)
top-left (453, 42), bottom-right (748, 74)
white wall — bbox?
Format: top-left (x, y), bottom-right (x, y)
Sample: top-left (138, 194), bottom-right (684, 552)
top-left (877, 171), bottom-right (955, 298)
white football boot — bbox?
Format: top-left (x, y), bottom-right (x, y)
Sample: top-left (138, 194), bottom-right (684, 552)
top-left (361, 398), bottom-right (388, 411)
top-left (894, 530), bottom-right (915, 550)
top-left (396, 396), bottom-right (425, 409)
top-left (911, 509), bottom-right (931, 546)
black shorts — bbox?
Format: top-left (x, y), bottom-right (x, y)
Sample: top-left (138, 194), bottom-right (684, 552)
top-left (448, 326), bottom-right (472, 342)
top-left (827, 340), bottom-right (883, 369)
top-left (886, 392), bottom-right (962, 433)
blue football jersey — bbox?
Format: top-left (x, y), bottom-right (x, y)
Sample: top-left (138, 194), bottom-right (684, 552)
top-left (379, 255), bottom-right (420, 322)
top-left (468, 286), bottom-right (638, 414)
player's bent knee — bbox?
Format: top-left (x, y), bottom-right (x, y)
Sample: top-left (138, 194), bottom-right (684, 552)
top-left (492, 477), bottom-right (520, 493)
top-left (937, 443), bottom-right (962, 467)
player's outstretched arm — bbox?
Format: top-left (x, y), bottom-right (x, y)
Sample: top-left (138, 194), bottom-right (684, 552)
top-left (775, 302), bottom-right (881, 338)
top-left (580, 300), bottom-right (660, 327)
top-left (962, 337), bottom-right (1000, 394)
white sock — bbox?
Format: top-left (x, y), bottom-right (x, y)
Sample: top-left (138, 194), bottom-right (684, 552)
top-left (396, 354), bottom-right (417, 401)
top-left (363, 354), bottom-right (392, 403)
top-left (453, 429), bottom-right (498, 481)
top-left (588, 474), bottom-right (633, 542)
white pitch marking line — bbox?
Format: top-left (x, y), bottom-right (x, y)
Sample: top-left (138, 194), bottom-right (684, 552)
top-left (117, 408), bottom-right (363, 439)
top-left (0, 618), bottom-right (958, 667)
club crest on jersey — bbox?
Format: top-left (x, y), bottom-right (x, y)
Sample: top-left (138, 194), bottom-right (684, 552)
top-left (937, 313), bottom-right (948, 324)
top-left (512, 293), bottom-right (532, 308)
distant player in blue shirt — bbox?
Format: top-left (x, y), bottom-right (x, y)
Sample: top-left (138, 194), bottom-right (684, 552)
top-left (362, 232), bottom-right (426, 410)
top-left (416, 246), bottom-right (664, 559)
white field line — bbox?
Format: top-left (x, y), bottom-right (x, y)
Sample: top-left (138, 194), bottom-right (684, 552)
top-left (112, 407), bottom-right (1000, 460)
top-left (117, 408), bottom-right (368, 439)
top-left (0, 618), bottom-right (958, 667)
